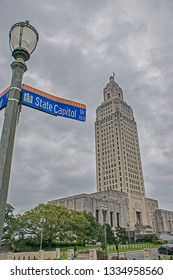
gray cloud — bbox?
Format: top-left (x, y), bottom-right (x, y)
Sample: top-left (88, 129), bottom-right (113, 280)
top-left (1, 0), bottom-right (173, 213)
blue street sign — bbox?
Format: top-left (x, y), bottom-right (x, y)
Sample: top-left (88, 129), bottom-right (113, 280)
top-left (21, 89), bottom-right (57, 116)
top-left (55, 101), bottom-right (86, 122)
top-left (21, 88), bottom-right (86, 122)
top-left (0, 91), bottom-right (9, 110)
top-left (0, 84), bottom-right (86, 122)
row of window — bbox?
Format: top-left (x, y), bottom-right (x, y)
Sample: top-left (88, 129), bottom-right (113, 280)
top-left (130, 190), bottom-right (144, 199)
top-left (98, 182), bottom-right (144, 195)
top-left (95, 209), bottom-right (120, 227)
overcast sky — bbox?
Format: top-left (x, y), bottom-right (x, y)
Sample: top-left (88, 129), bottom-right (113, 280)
top-left (0, 0), bottom-right (173, 214)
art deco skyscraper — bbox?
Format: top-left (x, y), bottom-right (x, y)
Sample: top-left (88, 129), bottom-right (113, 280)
top-left (95, 76), bottom-right (148, 229)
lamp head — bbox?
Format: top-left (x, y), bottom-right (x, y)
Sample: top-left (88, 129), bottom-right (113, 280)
top-left (9, 20), bottom-right (39, 61)
top-left (101, 204), bottom-right (107, 211)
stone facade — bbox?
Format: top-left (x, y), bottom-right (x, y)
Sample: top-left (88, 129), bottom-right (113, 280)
top-left (145, 198), bottom-right (159, 232)
top-left (154, 209), bottom-right (173, 235)
top-left (48, 191), bottom-right (173, 240)
top-left (49, 190), bottom-right (129, 230)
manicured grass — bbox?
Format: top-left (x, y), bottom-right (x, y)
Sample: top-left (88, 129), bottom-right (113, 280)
top-left (107, 244), bottom-right (159, 254)
top-left (61, 243), bottom-right (159, 254)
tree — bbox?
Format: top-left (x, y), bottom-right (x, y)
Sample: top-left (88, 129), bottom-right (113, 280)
top-left (83, 212), bottom-right (103, 244)
top-left (83, 212), bottom-right (116, 247)
top-left (2, 204), bottom-right (18, 244)
top-left (105, 224), bottom-right (116, 245)
top-left (67, 210), bottom-right (90, 244)
top-left (20, 203), bottom-right (89, 248)
top-left (115, 227), bottom-right (128, 244)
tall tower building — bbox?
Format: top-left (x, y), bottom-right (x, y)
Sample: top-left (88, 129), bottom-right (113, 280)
top-left (95, 76), bottom-right (149, 230)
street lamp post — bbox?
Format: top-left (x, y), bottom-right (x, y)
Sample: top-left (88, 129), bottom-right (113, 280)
top-left (40, 218), bottom-right (45, 251)
top-left (40, 228), bottom-right (43, 251)
top-left (101, 204), bottom-right (107, 259)
top-left (0, 21), bottom-right (39, 247)
top-left (127, 222), bottom-right (131, 244)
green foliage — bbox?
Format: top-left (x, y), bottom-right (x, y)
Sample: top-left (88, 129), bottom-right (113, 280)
top-left (83, 212), bottom-right (103, 244)
top-left (105, 224), bottom-right (116, 245)
top-left (2, 204), bottom-right (19, 245)
top-left (136, 234), bottom-right (159, 243)
top-left (115, 227), bottom-right (128, 244)
top-left (100, 224), bottom-right (116, 250)
top-left (83, 212), bottom-right (116, 247)
top-left (19, 203), bottom-right (89, 248)
top-left (58, 255), bottom-right (67, 260)
top-left (153, 239), bottom-right (165, 245)
top-left (2, 204), bottom-right (133, 253)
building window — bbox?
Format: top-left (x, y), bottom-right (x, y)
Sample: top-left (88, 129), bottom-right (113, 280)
top-left (117, 213), bottom-right (120, 227)
top-left (96, 209), bottom-right (99, 222)
top-left (136, 211), bottom-right (142, 224)
top-left (168, 220), bottom-right (171, 232)
top-left (110, 211), bottom-right (113, 227)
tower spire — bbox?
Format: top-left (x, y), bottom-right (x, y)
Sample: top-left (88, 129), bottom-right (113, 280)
top-left (109, 72), bottom-right (115, 82)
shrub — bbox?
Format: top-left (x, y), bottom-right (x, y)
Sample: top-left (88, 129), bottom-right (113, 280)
top-left (136, 234), bottom-right (159, 243)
